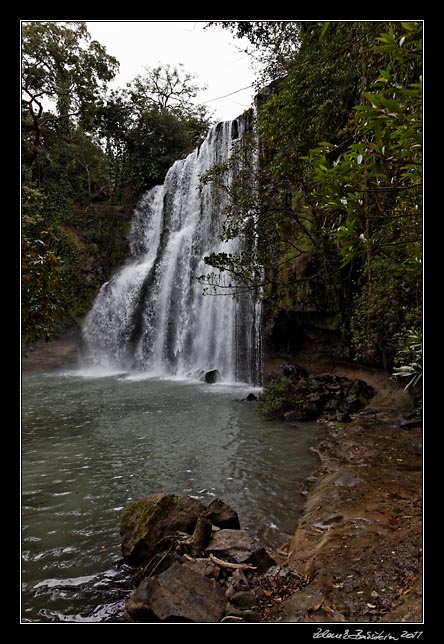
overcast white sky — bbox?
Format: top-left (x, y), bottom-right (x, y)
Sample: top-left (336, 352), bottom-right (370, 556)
top-left (85, 21), bottom-right (257, 123)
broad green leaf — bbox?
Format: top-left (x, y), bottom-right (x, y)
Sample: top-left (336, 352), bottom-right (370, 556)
top-left (363, 92), bottom-right (381, 108)
top-left (401, 21), bottom-right (419, 31)
top-left (320, 22), bottom-right (331, 40)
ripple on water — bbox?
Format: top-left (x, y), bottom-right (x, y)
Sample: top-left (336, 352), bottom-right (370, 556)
top-left (21, 371), bottom-right (324, 622)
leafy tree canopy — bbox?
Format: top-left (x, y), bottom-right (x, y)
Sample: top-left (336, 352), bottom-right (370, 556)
top-left (203, 20), bottom-right (422, 375)
top-left (22, 21), bottom-right (119, 153)
top-left (22, 23), bottom-right (213, 344)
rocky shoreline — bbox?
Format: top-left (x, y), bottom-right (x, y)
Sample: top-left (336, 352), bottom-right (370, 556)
top-left (107, 412), bottom-right (422, 623)
top-left (22, 335), bottom-right (423, 623)
top-left (264, 358), bottom-right (423, 623)
top-left (272, 412), bottom-right (422, 622)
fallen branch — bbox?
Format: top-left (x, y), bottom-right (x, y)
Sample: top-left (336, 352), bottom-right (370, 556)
top-left (277, 549), bottom-right (294, 558)
top-left (148, 546), bottom-right (173, 578)
top-left (209, 553), bottom-right (257, 571)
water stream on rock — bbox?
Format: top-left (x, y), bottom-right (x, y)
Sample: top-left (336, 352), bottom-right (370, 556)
top-left (81, 115), bottom-right (261, 385)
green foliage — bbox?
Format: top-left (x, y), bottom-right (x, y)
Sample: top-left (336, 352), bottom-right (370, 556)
top-left (393, 329), bottom-right (422, 391)
top-left (306, 22), bottom-right (422, 364)
top-left (125, 107), bottom-right (210, 201)
top-left (22, 186), bottom-right (65, 343)
top-left (21, 22), bottom-right (121, 342)
top-left (127, 64), bottom-right (207, 117)
top-left (349, 256), bottom-right (421, 365)
top-left (22, 235), bottom-right (65, 343)
top-left (22, 21), bottom-right (119, 151)
top-left (22, 24), bottom-right (213, 345)
top-left (207, 21), bottom-right (303, 83)
top-left (204, 21), bottom-right (422, 372)
top-left (200, 23), bottom-right (373, 316)
top-left (94, 65), bottom-right (212, 207)
top-left (257, 376), bottom-right (305, 418)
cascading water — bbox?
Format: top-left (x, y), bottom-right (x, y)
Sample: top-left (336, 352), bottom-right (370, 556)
top-left (81, 114), bottom-right (262, 384)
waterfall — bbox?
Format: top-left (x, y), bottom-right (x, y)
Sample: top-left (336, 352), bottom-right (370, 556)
top-left (81, 114), bottom-right (262, 384)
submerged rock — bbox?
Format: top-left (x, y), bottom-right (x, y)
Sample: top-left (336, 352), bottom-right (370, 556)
top-left (284, 402), bottom-right (319, 422)
top-left (120, 493), bottom-right (205, 565)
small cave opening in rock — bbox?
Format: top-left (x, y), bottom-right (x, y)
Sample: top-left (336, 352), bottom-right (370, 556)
top-left (267, 310), bottom-right (306, 355)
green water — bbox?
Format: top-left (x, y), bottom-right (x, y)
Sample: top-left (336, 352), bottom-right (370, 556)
top-left (21, 369), bottom-right (323, 622)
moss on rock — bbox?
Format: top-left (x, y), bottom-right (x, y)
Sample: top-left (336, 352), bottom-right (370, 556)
top-left (120, 493), bottom-right (205, 565)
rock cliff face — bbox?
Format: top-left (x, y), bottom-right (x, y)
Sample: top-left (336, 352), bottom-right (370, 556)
top-left (263, 308), bottom-right (349, 370)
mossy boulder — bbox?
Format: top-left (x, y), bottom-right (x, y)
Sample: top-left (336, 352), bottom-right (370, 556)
top-left (120, 493), bottom-right (205, 565)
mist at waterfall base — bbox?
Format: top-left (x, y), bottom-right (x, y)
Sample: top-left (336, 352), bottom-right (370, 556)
top-left (22, 116), bottom-right (324, 622)
top-left (81, 115), bottom-right (261, 385)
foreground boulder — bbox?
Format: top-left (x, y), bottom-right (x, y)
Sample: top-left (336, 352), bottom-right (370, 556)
top-left (120, 493), bottom-right (205, 565)
top-left (118, 494), bottom-right (278, 622)
top-left (127, 562), bottom-right (226, 623)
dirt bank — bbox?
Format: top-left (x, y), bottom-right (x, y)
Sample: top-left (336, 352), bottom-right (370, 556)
top-left (264, 362), bottom-right (423, 623)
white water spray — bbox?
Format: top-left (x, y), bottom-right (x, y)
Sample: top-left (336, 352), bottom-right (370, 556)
top-left (81, 116), bottom-right (261, 384)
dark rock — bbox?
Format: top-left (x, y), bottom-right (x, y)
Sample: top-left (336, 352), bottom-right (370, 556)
top-left (225, 603), bottom-right (260, 622)
top-left (335, 411), bottom-right (351, 422)
top-left (279, 589), bottom-right (326, 620)
top-left (205, 529), bottom-right (275, 573)
top-left (284, 402), bottom-right (319, 422)
top-left (127, 562), bottom-right (226, 622)
top-left (284, 410), bottom-right (305, 422)
top-left (397, 412), bottom-right (422, 430)
top-left (282, 364), bottom-right (309, 380)
top-left (204, 369), bottom-right (220, 384)
top-left (120, 493), bottom-right (205, 565)
top-left (181, 557), bottom-right (221, 580)
top-left (264, 372), bottom-right (374, 422)
top-left (206, 498), bottom-right (241, 530)
top-left (224, 568), bottom-right (250, 598)
top-left (190, 513), bottom-right (213, 557)
top-left (230, 590), bottom-right (257, 610)
top-left (135, 552), bottom-right (179, 580)
top-left (244, 393), bottom-right (258, 401)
